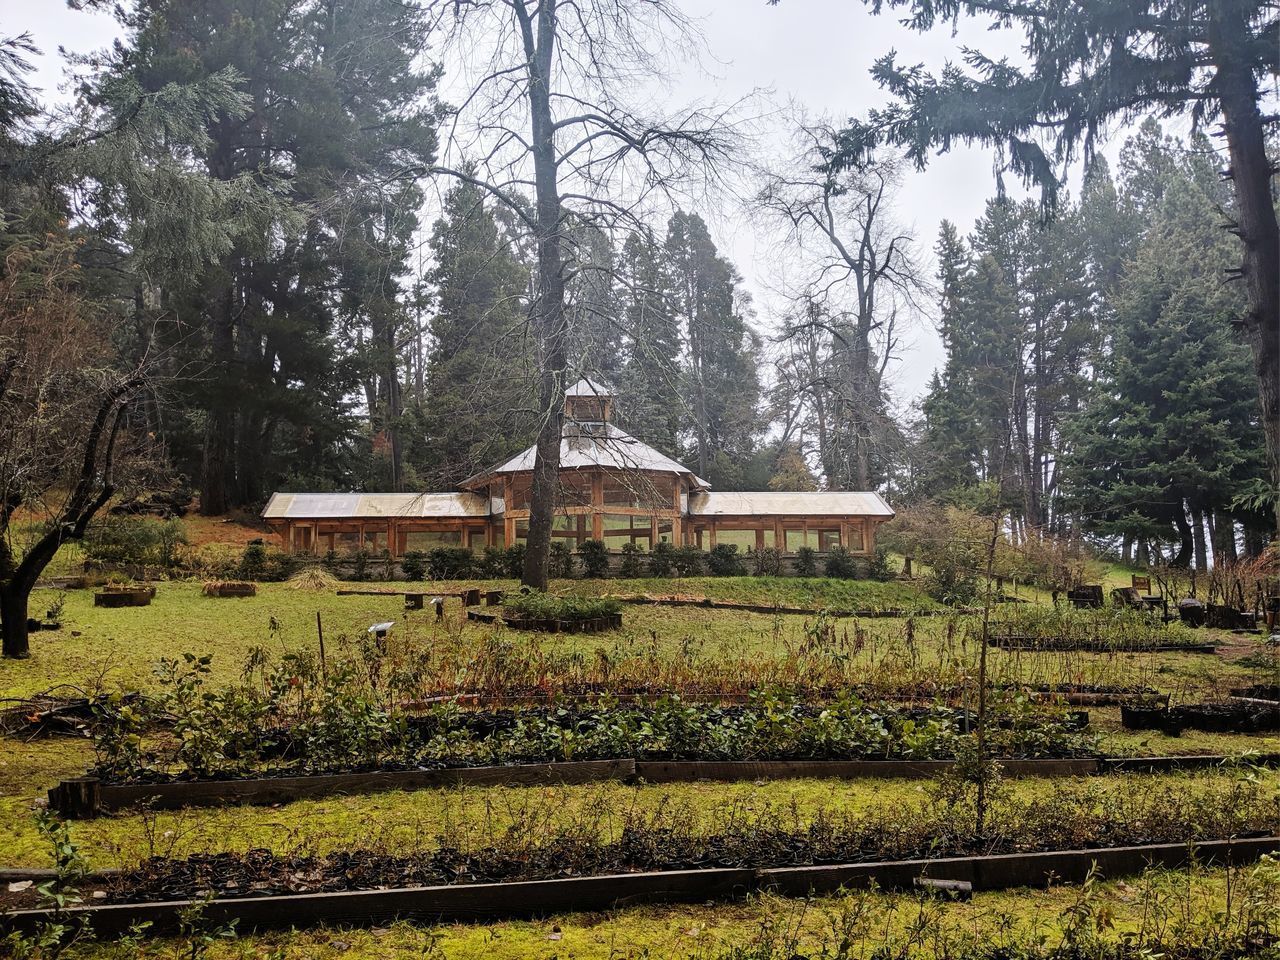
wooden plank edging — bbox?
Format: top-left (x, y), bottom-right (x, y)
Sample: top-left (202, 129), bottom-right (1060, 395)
top-left (53, 754), bottom-right (1280, 817)
top-left (77, 760), bottom-right (634, 813)
top-left (633, 758), bottom-right (1101, 782)
top-left (2, 837), bottom-right (1274, 939)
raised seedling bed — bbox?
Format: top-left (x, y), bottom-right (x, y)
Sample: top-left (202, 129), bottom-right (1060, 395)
top-left (988, 636), bottom-right (1217, 653)
top-left (48, 753), bottom-right (1280, 818)
top-left (1121, 700), bottom-right (1280, 735)
top-left (2, 837), bottom-right (1275, 939)
top-left (466, 608), bottom-right (622, 633)
top-left (201, 580), bottom-right (257, 598)
top-left (608, 594), bottom-right (954, 618)
top-left (93, 585), bottom-right (155, 608)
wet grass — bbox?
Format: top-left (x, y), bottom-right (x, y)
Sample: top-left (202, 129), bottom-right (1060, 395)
top-left (5, 581), bottom-right (1268, 702)
top-left (2, 759), bottom-right (1276, 871)
top-left (19, 861), bottom-right (1280, 959)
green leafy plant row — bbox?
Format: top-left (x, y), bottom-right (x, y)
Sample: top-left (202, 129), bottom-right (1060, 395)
top-left (90, 656), bottom-right (1095, 782)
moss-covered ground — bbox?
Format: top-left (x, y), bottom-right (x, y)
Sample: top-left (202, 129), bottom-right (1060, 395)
top-left (3, 580), bottom-right (1272, 700)
top-left (3, 570), bottom-right (1279, 958)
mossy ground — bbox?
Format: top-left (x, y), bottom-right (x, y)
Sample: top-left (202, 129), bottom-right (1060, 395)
top-left (3, 570), bottom-right (1279, 958)
top-left (29, 863), bottom-right (1280, 959)
top-left (3, 580), bottom-right (1271, 700)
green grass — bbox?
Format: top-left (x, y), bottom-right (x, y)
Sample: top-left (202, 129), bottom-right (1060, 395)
top-left (3, 580), bottom-right (1273, 703)
top-left (3, 755), bottom-right (1275, 870)
top-left (19, 861), bottom-right (1280, 959)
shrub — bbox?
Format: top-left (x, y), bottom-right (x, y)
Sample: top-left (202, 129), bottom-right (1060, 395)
top-left (400, 550), bottom-right (428, 581)
top-left (648, 540), bottom-right (675, 577)
top-left (502, 544), bottom-right (526, 578)
top-left (750, 546), bottom-right (783, 577)
top-left (824, 546), bottom-right (858, 579)
top-left (707, 543), bottom-right (745, 576)
top-left (926, 543), bottom-right (980, 606)
top-left (426, 546), bottom-right (474, 580)
top-left (231, 542), bottom-right (304, 582)
top-left (549, 540), bottom-right (575, 578)
top-left (578, 539), bottom-right (611, 578)
top-left (83, 516), bottom-right (188, 569)
top-left (793, 546), bottom-right (817, 577)
top-left (866, 547), bottom-right (894, 582)
top-left (239, 540), bottom-right (268, 580)
top-left (350, 549), bottom-right (370, 582)
top-left (478, 546), bottom-right (507, 578)
top-left (619, 542), bottom-right (645, 578)
top-left (673, 544), bottom-right (704, 576)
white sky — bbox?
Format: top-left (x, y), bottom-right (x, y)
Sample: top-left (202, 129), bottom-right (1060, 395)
top-left (4, 0), bottom-right (1129, 406)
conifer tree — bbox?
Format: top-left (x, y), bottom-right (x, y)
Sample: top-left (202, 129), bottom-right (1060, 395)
top-left (416, 182), bottom-right (535, 487)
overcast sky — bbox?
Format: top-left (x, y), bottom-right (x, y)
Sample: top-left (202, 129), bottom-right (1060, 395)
top-left (5, 0), bottom-right (1110, 407)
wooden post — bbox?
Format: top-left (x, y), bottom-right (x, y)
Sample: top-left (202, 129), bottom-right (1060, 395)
top-left (316, 612), bottom-right (326, 679)
top-left (591, 473), bottom-right (604, 541)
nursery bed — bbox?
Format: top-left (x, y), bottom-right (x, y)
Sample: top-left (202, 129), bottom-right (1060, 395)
top-left (2, 837), bottom-right (1275, 939)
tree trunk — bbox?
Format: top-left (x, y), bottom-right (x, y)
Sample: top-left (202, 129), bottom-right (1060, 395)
top-left (1212, 510), bottom-right (1238, 563)
top-left (1121, 532), bottom-right (1133, 567)
top-left (201, 279), bottom-right (236, 515)
top-left (1208, 5), bottom-right (1280, 537)
top-left (0, 583), bottom-right (31, 659)
top-left (1135, 537), bottom-right (1150, 568)
top-left (1192, 506), bottom-right (1209, 572)
top-left (520, 1), bottom-right (567, 592)
top-left (1171, 507), bottom-right (1193, 568)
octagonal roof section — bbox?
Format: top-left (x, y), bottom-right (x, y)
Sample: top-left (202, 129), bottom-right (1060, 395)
top-left (563, 376), bottom-right (612, 398)
top-left (461, 421), bottom-right (709, 490)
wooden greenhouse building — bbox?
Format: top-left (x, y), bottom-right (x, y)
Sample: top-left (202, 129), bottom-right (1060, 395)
top-left (262, 379), bottom-right (894, 558)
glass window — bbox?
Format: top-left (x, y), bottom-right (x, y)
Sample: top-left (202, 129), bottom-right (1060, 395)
top-left (715, 528), bottom-right (756, 549)
top-left (404, 530), bottom-right (462, 551)
top-left (784, 528), bottom-right (808, 553)
top-left (816, 529), bottom-right (841, 552)
top-left (603, 472), bottom-right (671, 508)
top-left (846, 523), bottom-right (865, 552)
top-left (510, 477), bottom-right (532, 510)
top-left (557, 472), bottom-right (594, 506)
top-left (602, 514), bottom-right (652, 550)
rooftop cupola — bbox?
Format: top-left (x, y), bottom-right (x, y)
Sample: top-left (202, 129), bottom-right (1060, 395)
top-left (563, 377), bottom-right (613, 424)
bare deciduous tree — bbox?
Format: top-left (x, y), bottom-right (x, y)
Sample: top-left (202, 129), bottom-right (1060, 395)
top-left (0, 232), bottom-right (156, 658)
top-left (423, 0), bottom-right (738, 589)
top-left (758, 123), bottom-right (927, 490)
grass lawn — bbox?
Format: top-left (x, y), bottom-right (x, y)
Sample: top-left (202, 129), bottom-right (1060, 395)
top-left (4, 579), bottom-right (1271, 701)
top-left (3, 569), bottom-right (1279, 960)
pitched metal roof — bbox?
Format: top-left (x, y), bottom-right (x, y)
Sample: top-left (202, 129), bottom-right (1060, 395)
top-left (462, 422), bottom-right (708, 488)
top-left (262, 492), bottom-right (489, 520)
top-left (688, 491), bottom-right (895, 518)
top-left (564, 377), bottom-right (612, 398)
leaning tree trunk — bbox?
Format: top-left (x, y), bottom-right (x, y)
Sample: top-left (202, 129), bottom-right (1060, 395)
top-left (1209, 5), bottom-right (1280, 537)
